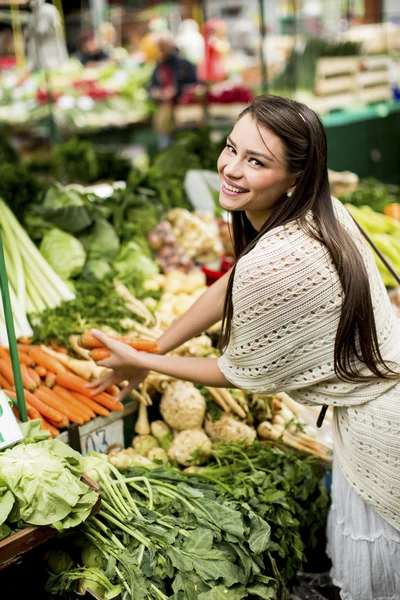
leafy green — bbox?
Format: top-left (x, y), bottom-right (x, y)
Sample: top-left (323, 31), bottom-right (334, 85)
top-left (0, 163), bottom-right (42, 220)
top-left (30, 279), bottom-right (136, 347)
top-left (40, 228), bottom-right (86, 280)
top-left (36, 184), bottom-right (93, 233)
top-left (87, 217), bottom-right (120, 261)
top-left (52, 137), bottom-right (99, 184)
top-left (114, 241), bottom-right (159, 289)
top-left (340, 178), bottom-right (400, 213)
top-left (82, 258), bottom-right (113, 283)
top-left (0, 428), bottom-right (97, 539)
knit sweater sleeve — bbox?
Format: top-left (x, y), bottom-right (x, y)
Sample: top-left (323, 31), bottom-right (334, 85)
top-left (218, 219), bottom-right (343, 395)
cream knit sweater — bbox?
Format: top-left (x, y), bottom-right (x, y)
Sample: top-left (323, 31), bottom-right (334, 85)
top-left (219, 199), bottom-right (400, 530)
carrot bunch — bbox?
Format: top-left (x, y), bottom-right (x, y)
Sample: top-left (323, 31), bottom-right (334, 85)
top-left (0, 342), bottom-right (124, 438)
top-left (78, 333), bottom-right (160, 361)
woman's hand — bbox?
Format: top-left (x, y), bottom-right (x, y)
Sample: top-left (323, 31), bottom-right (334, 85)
top-left (87, 329), bottom-right (150, 401)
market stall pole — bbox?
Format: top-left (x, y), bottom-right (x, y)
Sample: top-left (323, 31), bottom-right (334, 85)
top-left (258, 0), bottom-right (268, 93)
top-left (0, 232), bottom-right (27, 423)
top-left (9, 0), bottom-right (25, 69)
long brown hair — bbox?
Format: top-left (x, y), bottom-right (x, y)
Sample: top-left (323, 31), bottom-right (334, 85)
top-left (219, 95), bottom-right (398, 381)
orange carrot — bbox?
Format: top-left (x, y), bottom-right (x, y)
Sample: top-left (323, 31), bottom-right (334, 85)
top-left (92, 392), bottom-right (124, 412)
top-left (35, 386), bottom-right (85, 425)
top-left (17, 343), bottom-right (31, 354)
top-left (28, 346), bottom-right (67, 375)
top-left (34, 365), bottom-right (47, 378)
top-left (90, 348), bottom-right (110, 361)
top-left (56, 372), bottom-right (95, 397)
top-left (28, 367), bottom-right (41, 387)
top-left (52, 385), bottom-right (94, 421)
top-left (72, 391), bottom-right (110, 417)
top-left (18, 352), bottom-right (35, 367)
top-left (0, 372), bottom-right (12, 389)
top-left (18, 337), bottom-right (32, 345)
top-left (79, 332), bottom-right (160, 353)
top-left (6, 389), bottom-right (68, 428)
top-left (50, 340), bottom-right (68, 354)
top-left (79, 333), bottom-right (103, 349)
top-left (0, 359), bottom-right (14, 387)
top-left (45, 371), bottom-right (57, 389)
top-left (12, 405), bottom-right (20, 420)
top-left (106, 385), bottom-right (119, 398)
top-left (20, 364), bottom-right (37, 392)
top-left (40, 418), bottom-right (60, 438)
top-left (0, 348), bottom-right (9, 359)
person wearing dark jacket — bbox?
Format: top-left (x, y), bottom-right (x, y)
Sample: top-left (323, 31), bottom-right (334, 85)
top-left (149, 32), bottom-right (198, 149)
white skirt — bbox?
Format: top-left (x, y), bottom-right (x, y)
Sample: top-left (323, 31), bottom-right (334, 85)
top-left (326, 458), bottom-right (400, 600)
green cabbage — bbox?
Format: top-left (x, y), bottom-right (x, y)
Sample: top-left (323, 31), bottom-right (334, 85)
top-left (40, 228), bottom-right (86, 281)
top-left (114, 241), bottom-right (159, 291)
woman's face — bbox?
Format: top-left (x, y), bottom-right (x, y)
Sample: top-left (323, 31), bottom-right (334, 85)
top-left (217, 113), bottom-right (296, 230)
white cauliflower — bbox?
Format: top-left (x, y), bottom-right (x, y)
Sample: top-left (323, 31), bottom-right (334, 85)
top-left (168, 429), bottom-right (212, 466)
top-left (205, 416), bottom-right (256, 445)
top-left (160, 380), bottom-right (206, 430)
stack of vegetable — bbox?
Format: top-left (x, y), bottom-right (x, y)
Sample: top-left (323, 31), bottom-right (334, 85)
top-left (45, 442), bottom-right (329, 599)
top-left (108, 366), bottom-right (332, 471)
top-left (0, 198), bottom-right (75, 344)
top-left (344, 203), bottom-right (400, 287)
top-left (1, 341), bottom-right (124, 437)
top-left (0, 420), bottom-right (98, 541)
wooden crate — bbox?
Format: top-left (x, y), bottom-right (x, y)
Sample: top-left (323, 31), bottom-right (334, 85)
top-left (0, 474), bottom-right (101, 570)
top-left (311, 55), bottom-right (392, 114)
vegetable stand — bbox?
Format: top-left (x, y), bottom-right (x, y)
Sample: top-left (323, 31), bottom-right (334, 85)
top-left (0, 230), bottom-right (102, 572)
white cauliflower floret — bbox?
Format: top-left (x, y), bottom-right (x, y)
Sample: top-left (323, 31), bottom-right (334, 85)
top-left (160, 380), bottom-right (206, 430)
top-left (205, 416), bottom-right (256, 445)
top-left (168, 429), bottom-right (212, 466)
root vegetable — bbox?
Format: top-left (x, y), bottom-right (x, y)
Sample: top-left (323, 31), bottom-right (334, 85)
top-left (160, 380), bottom-right (206, 430)
top-left (132, 434), bottom-right (159, 456)
top-left (147, 447), bottom-right (168, 464)
top-left (150, 420), bottom-right (173, 451)
top-left (168, 429), bottom-right (212, 466)
top-left (205, 416), bottom-right (256, 445)
top-left (135, 402), bottom-right (150, 435)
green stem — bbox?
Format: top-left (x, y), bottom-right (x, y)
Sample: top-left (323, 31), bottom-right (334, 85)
top-left (108, 463), bottom-right (142, 517)
top-left (99, 509), bottom-right (151, 548)
top-left (98, 469), bottom-right (129, 517)
top-left (90, 516), bottom-right (126, 550)
top-left (150, 583), bottom-right (168, 600)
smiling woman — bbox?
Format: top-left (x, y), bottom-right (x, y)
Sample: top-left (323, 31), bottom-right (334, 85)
top-left (217, 116), bottom-right (296, 230)
top-left (89, 95), bottom-right (400, 600)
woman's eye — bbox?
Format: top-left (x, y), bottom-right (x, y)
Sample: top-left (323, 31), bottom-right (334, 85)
top-left (249, 158), bottom-right (263, 167)
top-left (225, 144), bottom-right (236, 153)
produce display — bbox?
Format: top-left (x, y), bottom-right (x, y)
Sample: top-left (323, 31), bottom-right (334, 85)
top-left (45, 442), bottom-right (328, 599)
top-left (0, 59), bottom-right (153, 132)
top-left (0, 420), bottom-right (98, 541)
top-left (0, 131), bottom-right (399, 599)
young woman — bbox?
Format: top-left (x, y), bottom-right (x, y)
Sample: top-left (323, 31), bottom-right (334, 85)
top-left (90, 95), bottom-right (400, 599)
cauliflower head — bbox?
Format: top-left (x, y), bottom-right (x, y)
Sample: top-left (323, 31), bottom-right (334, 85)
top-left (168, 429), bottom-right (212, 466)
top-left (160, 380), bottom-right (206, 430)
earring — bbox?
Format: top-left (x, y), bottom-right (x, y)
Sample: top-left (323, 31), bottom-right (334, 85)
top-left (287, 192), bottom-right (293, 198)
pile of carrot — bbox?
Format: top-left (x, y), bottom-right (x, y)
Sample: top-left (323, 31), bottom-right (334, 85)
top-left (0, 342), bottom-right (123, 438)
top-left (78, 333), bottom-right (160, 361)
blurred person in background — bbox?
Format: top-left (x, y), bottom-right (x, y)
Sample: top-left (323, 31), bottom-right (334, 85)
top-left (198, 18), bottom-right (230, 83)
top-left (176, 19), bottom-right (205, 65)
top-left (77, 30), bottom-right (109, 67)
top-left (149, 31), bottom-right (198, 150)
top-left (139, 17), bottom-right (169, 63)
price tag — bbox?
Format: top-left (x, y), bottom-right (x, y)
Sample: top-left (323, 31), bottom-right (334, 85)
top-left (0, 391), bottom-right (24, 451)
top-left (81, 419), bottom-right (124, 456)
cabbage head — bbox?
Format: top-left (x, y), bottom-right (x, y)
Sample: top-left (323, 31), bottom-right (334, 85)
top-left (40, 228), bottom-right (86, 281)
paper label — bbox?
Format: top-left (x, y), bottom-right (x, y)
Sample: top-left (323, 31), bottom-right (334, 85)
top-left (0, 391), bottom-right (24, 451)
top-left (80, 419), bottom-right (124, 456)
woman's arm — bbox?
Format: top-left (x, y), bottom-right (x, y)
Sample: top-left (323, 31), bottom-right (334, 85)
top-left (88, 268), bottom-right (233, 397)
top-left (156, 267), bottom-right (232, 354)
top-left (90, 330), bottom-right (234, 388)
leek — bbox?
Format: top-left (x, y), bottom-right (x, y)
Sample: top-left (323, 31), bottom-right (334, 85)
top-left (0, 198), bottom-right (75, 345)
